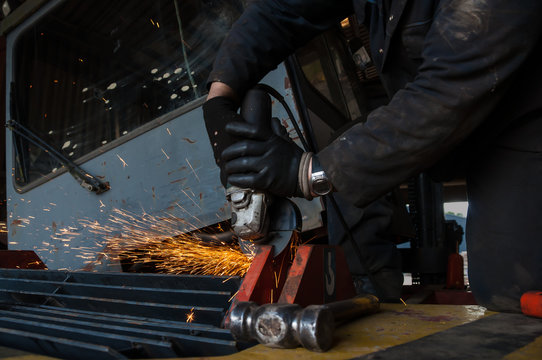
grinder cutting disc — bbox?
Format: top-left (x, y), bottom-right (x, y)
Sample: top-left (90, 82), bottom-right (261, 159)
top-left (239, 197), bottom-right (301, 257)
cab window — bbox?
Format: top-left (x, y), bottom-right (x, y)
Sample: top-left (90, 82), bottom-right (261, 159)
top-left (12, 0), bottom-right (242, 186)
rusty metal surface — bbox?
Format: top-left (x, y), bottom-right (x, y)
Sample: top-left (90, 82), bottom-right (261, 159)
top-left (227, 245), bottom-right (291, 308)
top-left (0, 251), bottom-right (46, 270)
top-left (224, 245), bottom-right (290, 328)
top-left (278, 245), bottom-right (356, 307)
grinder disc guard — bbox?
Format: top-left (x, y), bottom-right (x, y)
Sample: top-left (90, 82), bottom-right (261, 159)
top-left (239, 197), bottom-right (301, 257)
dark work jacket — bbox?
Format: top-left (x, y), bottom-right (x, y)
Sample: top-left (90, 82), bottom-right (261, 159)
top-left (208, 0), bottom-right (542, 208)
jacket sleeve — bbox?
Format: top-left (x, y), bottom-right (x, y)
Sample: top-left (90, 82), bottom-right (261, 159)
top-left (207, 0), bottom-right (354, 98)
top-left (319, 0), bottom-right (542, 207)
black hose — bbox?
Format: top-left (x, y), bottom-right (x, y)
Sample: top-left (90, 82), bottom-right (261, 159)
top-left (275, 59), bottom-right (386, 299)
top-left (254, 83), bottom-right (310, 152)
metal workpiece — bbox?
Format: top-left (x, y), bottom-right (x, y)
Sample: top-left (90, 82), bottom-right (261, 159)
top-left (229, 294), bottom-right (380, 352)
top-left (0, 269), bottom-right (244, 359)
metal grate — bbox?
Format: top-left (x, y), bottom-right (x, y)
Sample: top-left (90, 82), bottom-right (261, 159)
top-left (0, 269), bottom-right (246, 359)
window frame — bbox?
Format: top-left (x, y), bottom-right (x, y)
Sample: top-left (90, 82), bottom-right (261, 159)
top-left (6, 0), bottom-right (215, 193)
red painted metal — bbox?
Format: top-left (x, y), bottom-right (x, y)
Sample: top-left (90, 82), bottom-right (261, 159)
top-left (223, 244), bottom-right (292, 327)
top-left (225, 244), bottom-right (356, 327)
top-left (278, 245), bottom-right (356, 307)
top-left (423, 289), bottom-right (477, 305)
top-left (431, 290), bottom-right (477, 305)
top-left (0, 250), bottom-right (47, 269)
top-left (521, 291), bottom-right (542, 318)
top-left (446, 252), bottom-right (465, 289)
top-left (232, 245), bottom-right (274, 305)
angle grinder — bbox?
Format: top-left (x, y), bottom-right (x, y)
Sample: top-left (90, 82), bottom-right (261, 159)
top-left (227, 88), bottom-right (301, 256)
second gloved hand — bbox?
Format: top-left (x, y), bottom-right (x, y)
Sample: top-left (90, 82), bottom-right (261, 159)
top-left (221, 118), bottom-right (304, 198)
top-left (202, 96), bottom-right (242, 186)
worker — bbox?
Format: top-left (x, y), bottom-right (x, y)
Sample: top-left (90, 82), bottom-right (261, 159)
top-left (202, 0), bottom-right (542, 312)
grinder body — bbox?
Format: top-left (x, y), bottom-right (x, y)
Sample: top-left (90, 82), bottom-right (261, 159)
top-left (227, 90), bottom-right (273, 242)
top-left (227, 88), bottom-right (301, 255)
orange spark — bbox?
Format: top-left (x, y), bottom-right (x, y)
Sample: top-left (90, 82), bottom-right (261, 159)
top-left (116, 154), bottom-right (128, 167)
top-left (228, 290), bottom-right (239, 303)
top-left (186, 307), bottom-right (195, 323)
top-left (181, 190), bottom-right (202, 211)
top-left (185, 158), bottom-right (200, 182)
top-left (71, 208), bottom-right (252, 276)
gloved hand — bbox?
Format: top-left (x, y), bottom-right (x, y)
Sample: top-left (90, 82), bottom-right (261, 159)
top-left (202, 96), bottom-right (242, 186)
top-left (221, 118), bottom-right (304, 198)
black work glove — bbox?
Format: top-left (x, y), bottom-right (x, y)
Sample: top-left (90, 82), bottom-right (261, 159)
top-left (221, 118), bottom-right (304, 198)
top-left (202, 96), bottom-right (241, 186)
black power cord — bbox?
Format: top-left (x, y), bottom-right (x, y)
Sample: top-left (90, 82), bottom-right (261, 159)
top-left (254, 83), bottom-right (310, 152)
top-left (255, 78), bottom-right (386, 299)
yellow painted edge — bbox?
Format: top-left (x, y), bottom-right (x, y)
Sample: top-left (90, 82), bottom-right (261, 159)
top-left (0, 345), bottom-right (57, 360)
top-left (503, 335), bottom-right (542, 360)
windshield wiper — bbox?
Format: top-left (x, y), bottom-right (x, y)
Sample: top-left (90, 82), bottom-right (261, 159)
top-left (6, 119), bottom-right (110, 194)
